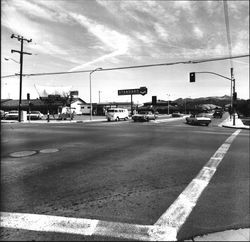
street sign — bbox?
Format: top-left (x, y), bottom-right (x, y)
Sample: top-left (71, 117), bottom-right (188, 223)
top-left (118, 86), bottom-right (147, 96)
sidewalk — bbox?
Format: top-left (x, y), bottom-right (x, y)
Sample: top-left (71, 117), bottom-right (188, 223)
top-left (1, 115), bottom-right (107, 124)
top-left (219, 115), bottom-right (250, 130)
top-left (188, 228), bottom-right (250, 241)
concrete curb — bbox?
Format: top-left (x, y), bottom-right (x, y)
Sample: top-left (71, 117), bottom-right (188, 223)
top-left (1, 119), bottom-right (107, 124)
top-left (220, 117), bottom-right (250, 130)
top-left (222, 124), bottom-right (250, 130)
top-left (189, 228), bottom-right (250, 241)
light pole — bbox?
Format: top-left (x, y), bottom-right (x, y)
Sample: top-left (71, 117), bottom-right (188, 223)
top-left (166, 94), bottom-right (170, 115)
top-left (89, 68), bottom-right (102, 120)
top-left (98, 90), bottom-right (101, 103)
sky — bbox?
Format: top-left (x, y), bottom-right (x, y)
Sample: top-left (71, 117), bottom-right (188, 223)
top-left (1, 0), bottom-right (249, 104)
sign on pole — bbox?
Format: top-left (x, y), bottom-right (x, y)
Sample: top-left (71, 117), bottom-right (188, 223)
top-left (118, 86), bottom-right (147, 96)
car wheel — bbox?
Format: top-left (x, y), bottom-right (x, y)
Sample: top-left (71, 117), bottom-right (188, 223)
top-left (116, 117), bottom-right (119, 121)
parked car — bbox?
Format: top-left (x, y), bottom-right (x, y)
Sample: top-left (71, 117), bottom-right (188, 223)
top-left (0, 110), bottom-right (5, 119)
top-left (132, 111), bottom-right (157, 122)
top-left (4, 110), bottom-right (19, 120)
top-left (186, 113), bottom-right (211, 126)
top-left (27, 111), bottom-right (44, 120)
top-left (106, 108), bottom-right (129, 121)
top-left (172, 112), bottom-right (183, 117)
top-left (213, 110), bottom-right (223, 118)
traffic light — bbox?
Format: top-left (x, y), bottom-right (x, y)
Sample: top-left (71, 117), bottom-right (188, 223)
top-left (27, 93), bottom-right (30, 100)
top-left (190, 72), bottom-right (195, 82)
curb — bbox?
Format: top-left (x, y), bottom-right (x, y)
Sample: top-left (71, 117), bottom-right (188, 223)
top-left (220, 117), bottom-right (250, 130)
top-left (1, 119), bottom-right (107, 124)
top-left (222, 124), bottom-right (250, 130)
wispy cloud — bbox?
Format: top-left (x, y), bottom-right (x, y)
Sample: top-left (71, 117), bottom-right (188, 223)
top-left (68, 12), bottom-right (131, 71)
top-left (193, 26), bottom-right (204, 39)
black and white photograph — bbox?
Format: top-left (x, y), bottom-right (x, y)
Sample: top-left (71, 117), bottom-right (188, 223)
top-left (1, 0), bottom-right (249, 241)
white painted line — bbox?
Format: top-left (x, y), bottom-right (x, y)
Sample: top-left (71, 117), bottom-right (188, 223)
top-left (0, 129), bottom-right (241, 241)
top-left (0, 212), bottom-right (156, 241)
top-left (154, 129), bottom-right (241, 237)
top-left (0, 212), bottom-right (99, 236)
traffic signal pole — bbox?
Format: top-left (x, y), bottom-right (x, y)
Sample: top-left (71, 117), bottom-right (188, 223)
top-left (189, 71), bottom-right (236, 126)
top-left (231, 68), bottom-right (236, 126)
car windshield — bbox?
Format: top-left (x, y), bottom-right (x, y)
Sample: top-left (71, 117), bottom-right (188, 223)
top-left (196, 113), bottom-right (206, 117)
top-left (31, 111), bottom-right (40, 114)
top-left (139, 111), bottom-right (151, 114)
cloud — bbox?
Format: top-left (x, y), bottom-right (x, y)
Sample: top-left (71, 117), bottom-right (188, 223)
top-left (154, 23), bottom-right (169, 41)
top-left (193, 26), bottom-right (204, 39)
top-left (174, 1), bottom-right (192, 11)
top-left (68, 12), bottom-right (131, 71)
top-left (2, 2), bottom-right (39, 40)
top-left (9, 0), bottom-right (54, 21)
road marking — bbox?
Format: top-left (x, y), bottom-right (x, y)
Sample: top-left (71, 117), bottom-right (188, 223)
top-left (0, 212), bottom-right (156, 241)
top-left (153, 129), bottom-right (241, 240)
top-left (0, 129), bottom-right (241, 241)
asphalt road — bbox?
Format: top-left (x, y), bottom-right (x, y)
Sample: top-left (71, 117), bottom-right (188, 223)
top-left (1, 115), bottom-right (249, 241)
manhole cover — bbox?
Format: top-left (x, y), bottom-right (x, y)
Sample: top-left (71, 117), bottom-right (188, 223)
top-left (10, 151), bottom-right (37, 158)
top-left (40, 148), bottom-right (59, 153)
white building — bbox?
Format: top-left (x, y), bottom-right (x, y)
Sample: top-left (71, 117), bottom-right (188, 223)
top-left (70, 98), bottom-right (86, 115)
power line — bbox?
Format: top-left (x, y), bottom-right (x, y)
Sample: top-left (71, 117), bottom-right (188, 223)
top-left (1, 54), bottom-right (249, 79)
top-left (1, 74), bottom-right (17, 79)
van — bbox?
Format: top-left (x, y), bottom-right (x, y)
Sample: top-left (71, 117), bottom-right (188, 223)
top-left (106, 108), bottom-right (129, 121)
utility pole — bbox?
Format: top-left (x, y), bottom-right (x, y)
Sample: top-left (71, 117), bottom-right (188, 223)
top-left (11, 34), bottom-right (32, 122)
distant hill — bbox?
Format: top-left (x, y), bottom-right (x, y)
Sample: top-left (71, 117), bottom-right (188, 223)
top-left (174, 95), bottom-right (232, 108)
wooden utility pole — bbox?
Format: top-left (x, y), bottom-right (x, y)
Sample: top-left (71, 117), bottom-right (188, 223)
top-left (11, 34), bottom-right (32, 122)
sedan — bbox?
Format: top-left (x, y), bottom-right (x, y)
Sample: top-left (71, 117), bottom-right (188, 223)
top-left (213, 110), bottom-right (223, 118)
top-left (27, 111), bottom-right (44, 120)
top-left (4, 110), bottom-right (19, 120)
top-left (172, 112), bottom-right (184, 117)
top-left (186, 113), bottom-right (212, 126)
top-left (132, 111), bottom-right (157, 122)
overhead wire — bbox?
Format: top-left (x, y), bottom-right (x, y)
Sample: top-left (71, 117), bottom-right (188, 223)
top-left (1, 54), bottom-right (248, 79)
